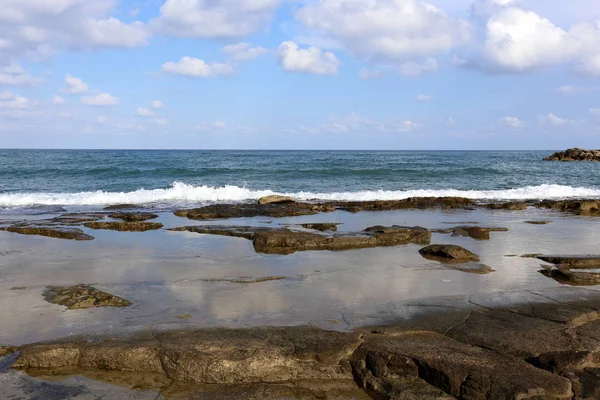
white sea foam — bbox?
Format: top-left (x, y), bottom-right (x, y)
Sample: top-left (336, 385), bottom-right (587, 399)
top-left (1, 182), bottom-right (600, 208)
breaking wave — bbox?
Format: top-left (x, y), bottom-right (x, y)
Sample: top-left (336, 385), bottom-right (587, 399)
top-left (1, 182), bottom-right (600, 208)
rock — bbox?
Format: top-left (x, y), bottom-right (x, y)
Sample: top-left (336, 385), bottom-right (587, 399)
top-left (544, 148), bottom-right (600, 162)
top-left (486, 202), bottom-right (528, 210)
top-left (0, 346), bottom-right (18, 356)
top-left (433, 226), bottom-right (509, 240)
top-left (333, 197), bottom-right (475, 212)
top-left (200, 276), bottom-right (287, 284)
top-left (103, 204), bottom-right (138, 210)
top-left (84, 221), bottom-right (163, 232)
top-left (0, 226), bottom-right (94, 240)
top-left (351, 331), bottom-right (572, 400)
top-left (536, 255), bottom-right (600, 269)
top-left (525, 220), bottom-right (552, 224)
top-left (108, 212), bottom-right (159, 222)
top-left (13, 327), bottom-right (362, 384)
top-left (300, 223), bottom-right (340, 232)
top-left (541, 268), bottom-right (600, 286)
top-left (42, 284), bottom-right (132, 309)
top-left (419, 244), bottom-right (480, 262)
top-left (449, 262), bottom-right (494, 274)
top-left (257, 195), bottom-right (295, 205)
top-left (536, 199), bottom-right (600, 215)
top-left (171, 225), bottom-right (431, 254)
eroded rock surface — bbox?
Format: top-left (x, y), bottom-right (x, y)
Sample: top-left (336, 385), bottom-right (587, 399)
top-left (42, 284), bottom-right (132, 309)
top-left (258, 195), bottom-right (295, 205)
top-left (170, 225), bottom-right (431, 254)
top-left (0, 226), bottom-right (94, 240)
top-left (536, 200), bottom-right (600, 215)
top-left (448, 262), bottom-right (494, 274)
top-left (0, 346), bottom-right (18, 356)
top-left (84, 221), bottom-right (163, 232)
top-left (433, 226), bottom-right (508, 240)
top-left (419, 245), bottom-right (480, 262)
top-left (544, 148), bottom-right (600, 162)
top-left (108, 212), bottom-right (159, 222)
top-left (537, 255), bottom-right (600, 286)
top-left (486, 202), bottom-right (528, 210)
top-left (300, 223), bottom-right (340, 232)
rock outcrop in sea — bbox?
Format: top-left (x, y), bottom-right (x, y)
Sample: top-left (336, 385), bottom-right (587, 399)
top-left (544, 148), bottom-right (600, 161)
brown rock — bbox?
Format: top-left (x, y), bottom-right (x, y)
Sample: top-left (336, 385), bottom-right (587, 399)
top-left (486, 202), bottom-right (528, 210)
top-left (257, 195), bottom-right (295, 205)
top-left (536, 200), bottom-right (600, 215)
top-left (419, 244), bottom-right (480, 262)
top-left (0, 226), bottom-right (94, 240)
top-left (300, 223), bottom-right (340, 232)
top-left (536, 255), bottom-right (600, 269)
top-left (103, 204), bottom-right (138, 210)
top-left (108, 212), bottom-right (159, 222)
top-left (525, 220), bottom-right (552, 225)
top-left (84, 221), bottom-right (163, 232)
top-left (544, 148), bottom-right (600, 162)
top-left (449, 262), bottom-right (494, 274)
top-left (42, 284), bottom-right (132, 309)
top-left (0, 346), bottom-right (18, 356)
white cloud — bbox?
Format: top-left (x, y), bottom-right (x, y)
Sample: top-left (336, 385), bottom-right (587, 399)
top-left (222, 42), bottom-right (267, 63)
top-left (295, 0), bottom-right (471, 65)
top-left (0, 91), bottom-right (37, 110)
top-left (56, 111), bottom-right (72, 118)
top-left (415, 94), bottom-right (432, 101)
top-left (81, 92), bottom-right (119, 106)
top-left (161, 56), bottom-right (234, 78)
top-left (502, 116), bottom-right (524, 127)
top-left (63, 74), bottom-right (88, 94)
top-left (52, 95), bottom-right (67, 104)
top-left (358, 68), bottom-right (384, 79)
top-left (400, 120), bottom-right (419, 131)
top-left (0, 64), bottom-right (43, 86)
top-left (154, 118), bottom-right (168, 125)
top-left (196, 120), bottom-right (227, 131)
top-left (399, 58), bottom-right (439, 77)
top-left (137, 106), bottom-right (155, 117)
top-left (130, 8), bottom-right (140, 17)
top-left (539, 113), bottom-right (572, 125)
top-left (0, 0), bottom-right (149, 62)
top-left (589, 108), bottom-right (600, 116)
top-left (463, 5), bottom-right (600, 74)
top-left (152, 0), bottom-right (281, 38)
top-left (96, 115), bottom-right (107, 123)
top-left (151, 100), bottom-right (163, 109)
top-left (557, 85), bottom-right (576, 94)
top-left (278, 41), bottom-right (340, 75)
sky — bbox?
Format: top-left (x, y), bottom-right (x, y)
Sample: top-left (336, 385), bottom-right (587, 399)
top-left (1, 0), bottom-right (600, 150)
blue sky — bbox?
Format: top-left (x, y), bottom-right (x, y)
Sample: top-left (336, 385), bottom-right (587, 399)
top-left (1, 0), bottom-right (600, 150)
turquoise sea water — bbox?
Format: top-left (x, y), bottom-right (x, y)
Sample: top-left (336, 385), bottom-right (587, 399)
top-left (1, 149), bottom-right (600, 212)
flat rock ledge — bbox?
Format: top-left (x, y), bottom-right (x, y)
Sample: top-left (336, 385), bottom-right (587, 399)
top-left (83, 221), bottom-right (163, 232)
top-left (432, 226), bottom-right (508, 240)
top-left (107, 212), bottom-right (159, 222)
top-left (9, 293), bottom-right (600, 400)
top-left (169, 225), bottom-right (431, 254)
top-left (537, 255), bottom-right (600, 286)
top-left (43, 284), bottom-right (132, 309)
top-left (258, 195), bottom-right (296, 205)
top-left (0, 226), bottom-right (94, 240)
top-left (544, 148), bottom-right (600, 161)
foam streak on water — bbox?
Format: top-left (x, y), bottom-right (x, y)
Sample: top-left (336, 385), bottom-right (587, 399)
top-left (1, 182), bottom-right (599, 208)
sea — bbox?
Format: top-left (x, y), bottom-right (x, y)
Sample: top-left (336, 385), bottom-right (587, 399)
top-left (1, 149), bottom-right (600, 213)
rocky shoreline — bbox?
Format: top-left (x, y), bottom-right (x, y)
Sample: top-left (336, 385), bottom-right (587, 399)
top-left (544, 148), bottom-right (600, 162)
top-left (3, 286), bottom-right (600, 399)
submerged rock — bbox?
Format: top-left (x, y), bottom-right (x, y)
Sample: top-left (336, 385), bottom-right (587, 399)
top-left (525, 220), bottom-right (553, 225)
top-left (43, 284), bottom-right (132, 309)
top-left (257, 195), bottom-right (295, 205)
top-left (300, 223), bottom-right (340, 232)
top-left (171, 225), bottom-right (431, 254)
top-left (486, 202), bottom-right (528, 210)
top-left (200, 276), bottom-right (287, 284)
top-left (108, 212), bottom-right (159, 222)
top-left (0, 226), bottom-right (94, 241)
top-left (449, 262), bottom-right (494, 274)
top-left (84, 221), bottom-right (163, 232)
top-left (544, 148), bottom-right (600, 161)
top-left (419, 244), bottom-right (480, 262)
top-left (433, 226), bottom-right (508, 240)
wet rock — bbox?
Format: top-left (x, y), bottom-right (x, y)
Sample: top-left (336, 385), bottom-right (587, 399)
top-left (257, 195), bottom-right (295, 205)
top-left (50, 214), bottom-right (106, 225)
top-left (199, 276), bottom-right (287, 284)
top-left (544, 148), bottom-right (600, 161)
top-left (536, 199), bottom-right (600, 215)
top-left (536, 255), bottom-right (600, 269)
top-left (171, 225), bottom-right (431, 254)
top-left (419, 244), bottom-right (480, 262)
top-left (449, 262), bottom-right (494, 274)
top-left (14, 327), bottom-right (362, 384)
top-left (0, 226), bottom-right (94, 240)
top-left (486, 202), bottom-right (528, 210)
top-left (42, 284), bottom-right (132, 309)
top-left (334, 197), bottom-right (475, 212)
top-left (103, 204), bottom-right (138, 210)
top-left (432, 226), bottom-right (508, 240)
top-left (175, 203), bottom-right (335, 220)
top-left (540, 268), bottom-right (600, 286)
top-left (0, 346), bottom-right (18, 356)
top-left (351, 331), bottom-right (571, 400)
top-left (84, 221), bottom-right (163, 232)
top-left (529, 351), bottom-right (600, 374)
top-left (10, 287), bottom-right (26, 290)
top-left (300, 223), bottom-right (340, 232)
top-left (525, 220), bottom-right (552, 224)
top-left (108, 212), bottom-right (159, 222)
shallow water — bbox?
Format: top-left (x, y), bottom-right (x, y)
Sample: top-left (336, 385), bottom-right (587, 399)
top-left (1, 207), bottom-right (599, 345)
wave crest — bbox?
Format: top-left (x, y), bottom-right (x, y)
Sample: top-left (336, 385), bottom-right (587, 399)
top-left (1, 182), bottom-right (600, 207)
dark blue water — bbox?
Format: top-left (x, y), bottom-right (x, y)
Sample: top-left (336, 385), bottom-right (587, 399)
top-left (1, 149), bottom-right (599, 210)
